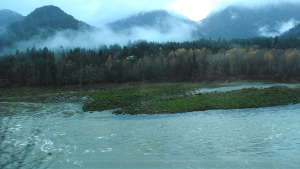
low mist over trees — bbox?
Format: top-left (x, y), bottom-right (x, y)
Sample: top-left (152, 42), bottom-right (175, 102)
top-left (1, 38), bottom-right (300, 87)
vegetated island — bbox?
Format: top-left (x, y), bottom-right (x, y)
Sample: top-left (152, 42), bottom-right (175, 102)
top-left (82, 83), bottom-right (300, 114)
top-left (1, 82), bottom-right (300, 115)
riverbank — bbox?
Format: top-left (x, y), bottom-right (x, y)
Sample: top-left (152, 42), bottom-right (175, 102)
top-left (0, 83), bottom-right (201, 103)
top-left (1, 82), bottom-right (300, 114)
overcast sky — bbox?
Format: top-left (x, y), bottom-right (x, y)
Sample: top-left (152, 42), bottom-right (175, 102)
top-left (1, 0), bottom-right (300, 26)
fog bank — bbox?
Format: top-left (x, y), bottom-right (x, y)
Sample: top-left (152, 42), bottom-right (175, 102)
top-left (1, 20), bottom-right (198, 54)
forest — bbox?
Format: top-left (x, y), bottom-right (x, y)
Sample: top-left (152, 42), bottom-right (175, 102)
top-left (1, 37), bottom-right (300, 87)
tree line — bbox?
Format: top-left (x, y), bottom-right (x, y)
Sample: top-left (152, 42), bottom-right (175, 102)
top-left (1, 38), bottom-right (300, 87)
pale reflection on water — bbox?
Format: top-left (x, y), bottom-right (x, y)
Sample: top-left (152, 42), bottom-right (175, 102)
top-left (1, 102), bottom-right (300, 169)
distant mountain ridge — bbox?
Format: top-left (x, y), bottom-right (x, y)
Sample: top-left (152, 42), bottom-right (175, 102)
top-left (109, 10), bottom-right (197, 32)
top-left (199, 3), bottom-right (300, 39)
top-left (108, 10), bottom-right (203, 39)
top-left (7, 5), bottom-right (92, 40)
top-left (0, 5), bottom-right (93, 48)
top-left (2, 3), bottom-right (300, 51)
top-left (0, 9), bottom-right (24, 28)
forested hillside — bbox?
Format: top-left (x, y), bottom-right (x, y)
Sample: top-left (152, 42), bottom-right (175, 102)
top-left (1, 38), bottom-right (300, 87)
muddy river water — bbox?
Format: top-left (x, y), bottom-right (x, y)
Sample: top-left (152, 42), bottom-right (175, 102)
top-left (1, 100), bottom-right (300, 169)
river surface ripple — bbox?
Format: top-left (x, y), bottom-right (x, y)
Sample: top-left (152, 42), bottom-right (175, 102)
top-left (1, 102), bottom-right (300, 169)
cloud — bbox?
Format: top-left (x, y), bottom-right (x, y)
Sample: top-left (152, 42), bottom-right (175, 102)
top-left (2, 17), bottom-right (198, 54)
top-left (258, 26), bottom-right (279, 37)
top-left (278, 19), bottom-right (300, 33)
top-left (259, 19), bottom-right (300, 37)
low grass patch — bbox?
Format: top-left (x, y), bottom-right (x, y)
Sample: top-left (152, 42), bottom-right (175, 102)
top-left (122, 87), bottom-right (300, 114)
top-left (82, 83), bottom-right (201, 112)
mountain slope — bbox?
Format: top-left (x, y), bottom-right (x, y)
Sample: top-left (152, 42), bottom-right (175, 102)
top-left (0, 5), bottom-right (92, 47)
top-left (199, 3), bottom-right (300, 39)
top-left (0, 9), bottom-right (24, 28)
top-left (109, 10), bottom-right (195, 32)
top-left (108, 10), bottom-right (202, 39)
top-left (282, 24), bottom-right (300, 38)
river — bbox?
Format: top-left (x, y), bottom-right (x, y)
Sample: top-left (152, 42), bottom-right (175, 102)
top-left (1, 101), bottom-right (300, 169)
